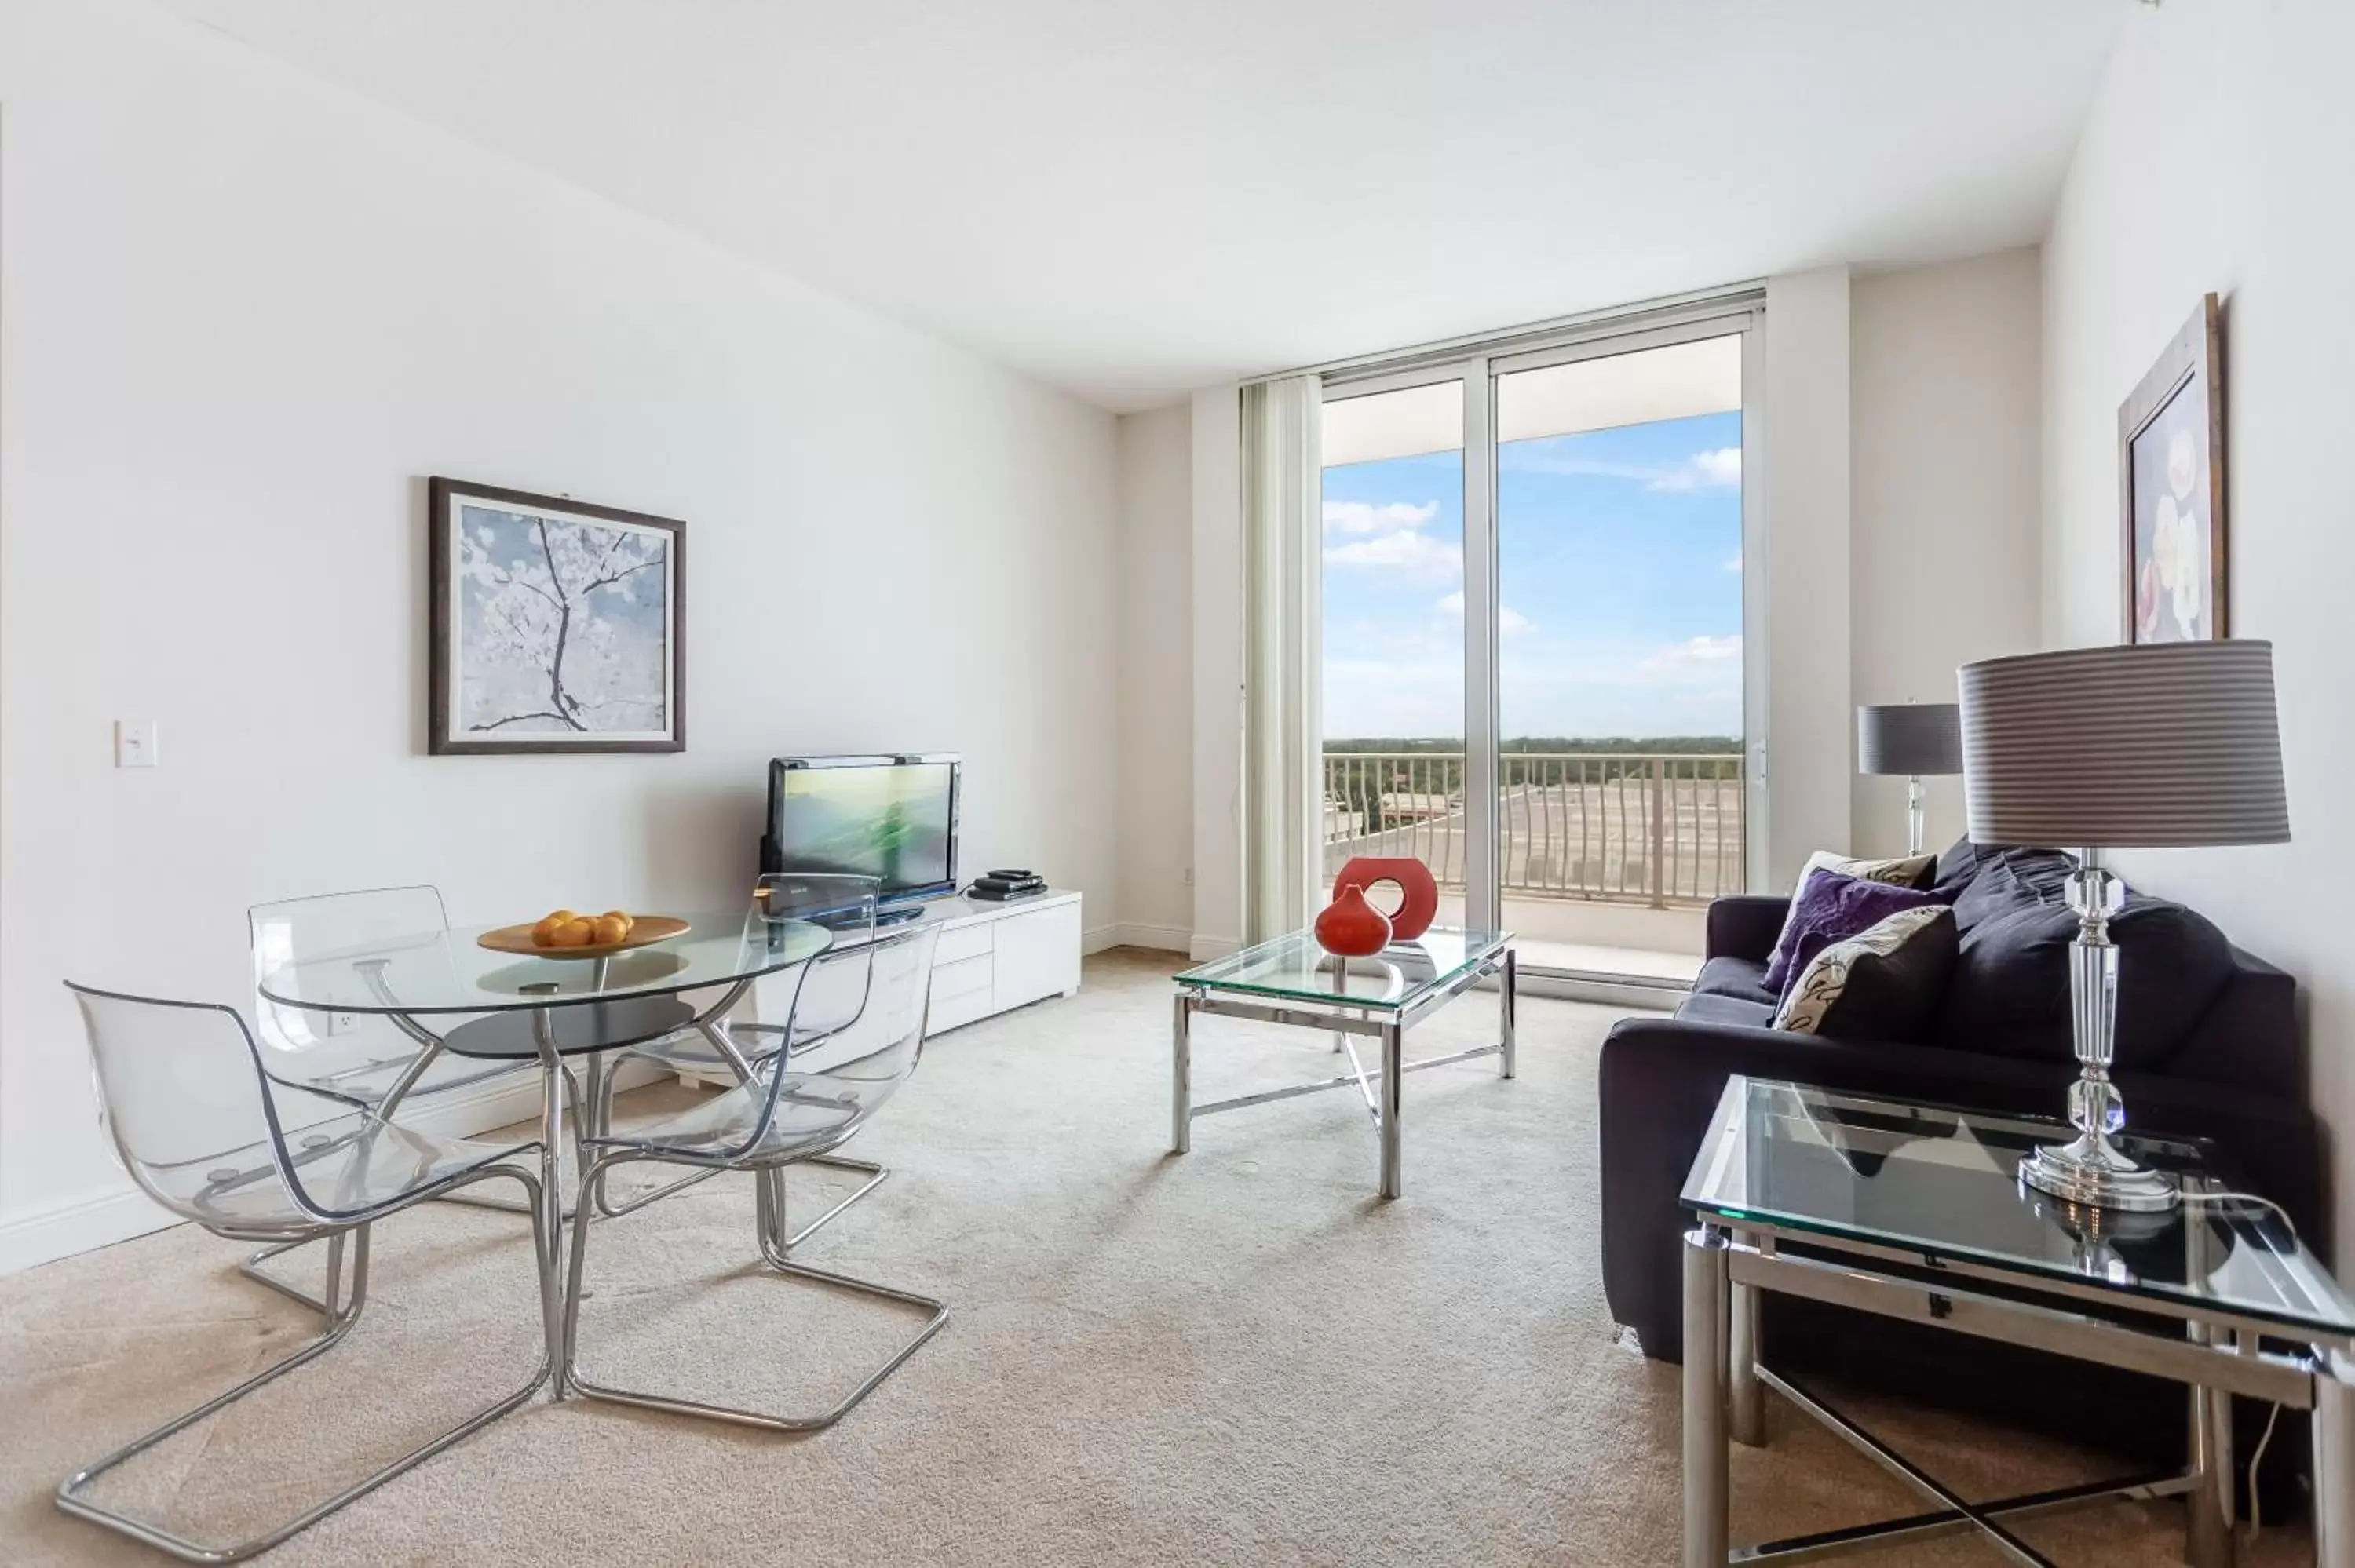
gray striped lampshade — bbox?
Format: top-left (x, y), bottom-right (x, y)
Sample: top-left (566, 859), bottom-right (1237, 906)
top-left (1957, 641), bottom-right (2289, 848)
top-left (1857, 703), bottom-right (1962, 776)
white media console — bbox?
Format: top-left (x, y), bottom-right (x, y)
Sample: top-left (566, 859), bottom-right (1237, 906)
top-left (910, 888), bottom-right (1084, 1034)
top-left (677, 888), bottom-right (1083, 1088)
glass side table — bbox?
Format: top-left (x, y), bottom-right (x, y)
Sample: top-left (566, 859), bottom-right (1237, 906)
top-left (1678, 1075), bottom-right (2355, 1568)
top-left (1170, 928), bottom-right (1515, 1198)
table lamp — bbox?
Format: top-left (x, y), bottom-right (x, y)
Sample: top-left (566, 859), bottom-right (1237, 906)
top-left (1957, 640), bottom-right (2288, 1212)
top-left (1857, 702), bottom-right (1963, 855)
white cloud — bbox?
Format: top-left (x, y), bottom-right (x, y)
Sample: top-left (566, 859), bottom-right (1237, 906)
top-left (1434, 589), bottom-right (1534, 637)
top-left (1324, 529), bottom-right (1461, 581)
top-left (1638, 634), bottom-right (1743, 673)
top-left (1323, 499), bottom-right (1439, 535)
top-left (1647, 447), bottom-right (1743, 492)
top-left (1721, 553), bottom-right (1743, 573)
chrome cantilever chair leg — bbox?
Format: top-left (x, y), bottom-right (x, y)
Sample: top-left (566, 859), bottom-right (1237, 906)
top-left (236, 1235), bottom-right (338, 1317)
top-left (57, 1168), bottom-right (555, 1566)
top-left (590, 1038), bottom-right (892, 1238)
top-left (560, 1158), bottom-right (946, 1433)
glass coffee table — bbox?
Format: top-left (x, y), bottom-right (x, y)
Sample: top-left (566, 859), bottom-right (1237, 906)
top-left (1680, 1075), bottom-right (2355, 1568)
top-left (1170, 928), bottom-right (1514, 1198)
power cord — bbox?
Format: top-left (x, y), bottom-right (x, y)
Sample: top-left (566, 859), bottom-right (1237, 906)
top-left (2178, 1186), bottom-right (2300, 1541)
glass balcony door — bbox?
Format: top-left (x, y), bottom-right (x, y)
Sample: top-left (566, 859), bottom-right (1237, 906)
top-left (1316, 306), bottom-right (1761, 990)
top-left (1491, 328), bottom-right (1751, 984)
top-left (1318, 375), bottom-right (1473, 931)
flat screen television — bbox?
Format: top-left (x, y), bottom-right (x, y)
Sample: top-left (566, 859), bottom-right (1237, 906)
top-left (761, 753), bottom-right (961, 908)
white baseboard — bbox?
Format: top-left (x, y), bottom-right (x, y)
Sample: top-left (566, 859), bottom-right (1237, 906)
top-left (0, 1184), bottom-right (176, 1277)
top-left (0, 1057), bottom-right (671, 1278)
top-left (1188, 934), bottom-right (1240, 961)
top-left (1081, 923), bottom-right (1123, 956)
top-left (1107, 922), bottom-right (1192, 954)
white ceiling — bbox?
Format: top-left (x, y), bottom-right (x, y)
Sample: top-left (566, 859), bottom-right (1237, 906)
top-left (157, 0), bottom-right (2127, 411)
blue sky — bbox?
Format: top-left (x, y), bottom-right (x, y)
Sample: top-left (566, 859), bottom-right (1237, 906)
top-left (1321, 410), bottom-right (1743, 739)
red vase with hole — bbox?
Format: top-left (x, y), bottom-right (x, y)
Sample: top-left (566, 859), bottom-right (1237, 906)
top-left (1313, 883), bottom-right (1393, 957)
top-left (1330, 856), bottom-right (1440, 941)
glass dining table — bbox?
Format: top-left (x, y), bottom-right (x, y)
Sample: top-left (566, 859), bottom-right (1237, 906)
top-left (255, 910), bottom-right (834, 1380)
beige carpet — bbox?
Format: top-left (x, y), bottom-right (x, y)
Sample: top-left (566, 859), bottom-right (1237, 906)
top-left (0, 949), bottom-right (2307, 1565)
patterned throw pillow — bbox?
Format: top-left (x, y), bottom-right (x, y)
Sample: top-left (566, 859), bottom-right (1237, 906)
top-left (1801, 848), bottom-right (1936, 889)
top-left (1773, 905), bottom-right (1959, 1040)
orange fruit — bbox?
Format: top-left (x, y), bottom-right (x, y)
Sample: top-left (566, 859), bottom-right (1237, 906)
top-left (592, 913), bottom-right (630, 946)
top-left (531, 914), bottom-right (564, 946)
top-left (550, 918), bottom-right (596, 948)
top-left (601, 909), bottom-right (633, 935)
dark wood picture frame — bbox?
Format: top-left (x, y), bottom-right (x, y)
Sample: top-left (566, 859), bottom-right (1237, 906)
top-left (2119, 293), bottom-right (2227, 643)
top-left (428, 477), bottom-right (687, 755)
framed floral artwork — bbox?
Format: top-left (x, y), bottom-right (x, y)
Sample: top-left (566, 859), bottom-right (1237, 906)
top-left (428, 477), bottom-right (685, 754)
top-left (2120, 294), bottom-right (2225, 643)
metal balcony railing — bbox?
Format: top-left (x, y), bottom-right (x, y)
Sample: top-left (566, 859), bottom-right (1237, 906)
top-left (1321, 750), bottom-right (1747, 910)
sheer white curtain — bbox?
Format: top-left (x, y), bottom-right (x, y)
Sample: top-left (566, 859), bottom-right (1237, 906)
top-left (1240, 375), bottom-right (1323, 944)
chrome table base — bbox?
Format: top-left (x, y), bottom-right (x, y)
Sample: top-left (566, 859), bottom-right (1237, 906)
top-left (1171, 947), bottom-right (1516, 1199)
top-left (1682, 1221), bottom-right (2355, 1567)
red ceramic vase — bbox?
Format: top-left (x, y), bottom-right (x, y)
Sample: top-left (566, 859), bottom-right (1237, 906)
top-left (1331, 856), bottom-right (1440, 941)
top-left (1313, 883), bottom-right (1393, 957)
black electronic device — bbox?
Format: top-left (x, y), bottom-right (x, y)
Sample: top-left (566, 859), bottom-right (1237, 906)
top-left (760, 753), bottom-right (961, 912)
top-left (968, 870), bottom-right (1046, 901)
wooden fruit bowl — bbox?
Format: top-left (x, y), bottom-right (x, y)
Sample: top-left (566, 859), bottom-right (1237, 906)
top-left (476, 914), bottom-right (691, 960)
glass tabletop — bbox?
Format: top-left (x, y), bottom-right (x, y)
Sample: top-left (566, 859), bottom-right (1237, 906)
top-left (1174, 927), bottom-right (1510, 1012)
top-left (1684, 1075), bottom-right (2355, 1337)
top-left (254, 911), bottom-right (833, 1016)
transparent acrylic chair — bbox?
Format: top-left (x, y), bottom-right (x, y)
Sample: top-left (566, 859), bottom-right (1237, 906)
top-left (57, 982), bottom-right (557, 1565)
top-left (246, 887), bottom-right (541, 1297)
top-left (562, 914), bottom-right (946, 1430)
top-left (590, 873), bottom-right (888, 1236)
top-left (247, 886), bottom-right (531, 1113)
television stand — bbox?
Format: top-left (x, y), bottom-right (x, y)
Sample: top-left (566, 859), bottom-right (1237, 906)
top-left (681, 888), bottom-right (1084, 1087)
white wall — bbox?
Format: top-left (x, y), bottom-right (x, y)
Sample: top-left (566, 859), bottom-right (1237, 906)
top-left (2041, 0), bottom-right (2355, 1256)
top-left (0, 0), bottom-right (1119, 1270)
top-left (1113, 404), bottom-right (1193, 950)
top-left (1849, 249), bottom-right (2043, 856)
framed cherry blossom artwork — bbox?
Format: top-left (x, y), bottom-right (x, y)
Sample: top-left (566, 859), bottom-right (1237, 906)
top-left (429, 478), bottom-right (685, 754)
top-left (2120, 294), bottom-right (2226, 644)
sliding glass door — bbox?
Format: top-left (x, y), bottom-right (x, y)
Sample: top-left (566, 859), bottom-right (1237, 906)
top-left (1316, 308), bottom-right (1760, 989)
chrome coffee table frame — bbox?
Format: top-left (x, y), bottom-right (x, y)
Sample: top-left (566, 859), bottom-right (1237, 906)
top-left (1170, 935), bottom-right (1514, 1199)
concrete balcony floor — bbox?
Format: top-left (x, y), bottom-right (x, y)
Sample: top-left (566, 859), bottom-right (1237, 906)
top-left (1423, 891), bottom-right (1705, 985)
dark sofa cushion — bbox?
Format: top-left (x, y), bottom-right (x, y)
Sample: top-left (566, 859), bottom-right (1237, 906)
top-left (1948, 844), bottom-right (2079, 932)
top-left (1674, 991), bottom-right (1776, 1030)
top-left (1692, 955), bottom-right (1775, 1006)
top-left (1774, 905), bottom-right (1957, 1042)
top-left (1937, 892), bottom-right (2236, 1070)
top-left (1929, 837), bottom-right (1984, 896)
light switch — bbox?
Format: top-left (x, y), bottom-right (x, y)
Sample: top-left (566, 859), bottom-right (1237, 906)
top-left (115, 720), bottom-right (158, 768)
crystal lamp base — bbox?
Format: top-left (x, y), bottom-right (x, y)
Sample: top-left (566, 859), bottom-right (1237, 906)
top-left (2018, 1130), bottom-right (2180, 1214)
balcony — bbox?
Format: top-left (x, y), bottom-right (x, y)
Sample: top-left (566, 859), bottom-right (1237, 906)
top-left (1322, 749), bottom-right (1746, 984)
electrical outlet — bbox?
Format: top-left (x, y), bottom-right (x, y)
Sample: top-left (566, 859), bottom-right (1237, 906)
top-left (1182, 866), bottom-right (1194, 887)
